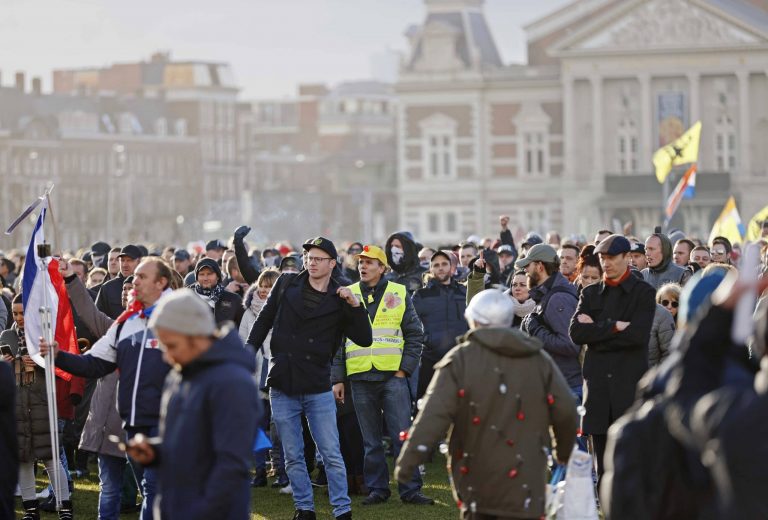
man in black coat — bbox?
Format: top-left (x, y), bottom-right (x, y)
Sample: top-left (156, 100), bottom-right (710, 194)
top-left (569, 234), bottom-right (655, 480)
top-left (247, 237), bottom-right (372, 520)
top-left (191, 258), bottom-right (244, 326)
top-left (0, 359), bottom-right (17, 520)
top-left (96, 244), bottom-right (142, 319)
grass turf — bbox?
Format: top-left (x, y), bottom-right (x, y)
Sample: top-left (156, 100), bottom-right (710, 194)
top-left (16, 460), bottom-right (457, 519)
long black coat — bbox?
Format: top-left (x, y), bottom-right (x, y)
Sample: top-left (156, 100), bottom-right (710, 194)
top-left (95, 274), bottom-right (125, 320)
top-left (569, 272), bottom-right (656, 434)
top-left (247, 271), bottom-right (372, 396)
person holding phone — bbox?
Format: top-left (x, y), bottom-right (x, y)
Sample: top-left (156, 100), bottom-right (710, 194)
top-left (1, 294), bottom-right (73, 519)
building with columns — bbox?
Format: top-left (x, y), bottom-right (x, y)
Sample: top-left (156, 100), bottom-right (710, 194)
top-left (397, 0), bottom-right (768, 243)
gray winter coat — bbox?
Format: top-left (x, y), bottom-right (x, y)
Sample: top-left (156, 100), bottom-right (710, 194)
top-left (65, 274), bottom-right (123, 457)
top-left (648, 304), bottom-right (675, 367)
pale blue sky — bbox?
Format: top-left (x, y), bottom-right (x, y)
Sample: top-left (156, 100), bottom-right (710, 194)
top-left (1, 0), bottom-right (570, 99)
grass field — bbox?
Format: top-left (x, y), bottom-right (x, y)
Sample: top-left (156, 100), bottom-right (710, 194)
top-left (16, 460), bottom-right (458, 519)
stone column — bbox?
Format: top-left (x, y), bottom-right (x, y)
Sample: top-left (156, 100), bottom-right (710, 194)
top-left (639, 73), bottom-right (652, 171)
top-left (590, 75), bottom-right (603, 178)
top-left (563, 72), bottom-right (575, 180)
top-left (737, 70), bottom-right (751, 178)
top-left (687, 72), bottom-right (700, 125)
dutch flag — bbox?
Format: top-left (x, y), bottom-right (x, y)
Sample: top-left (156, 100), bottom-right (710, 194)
top-left (21, 204), bottom-right (78, 378)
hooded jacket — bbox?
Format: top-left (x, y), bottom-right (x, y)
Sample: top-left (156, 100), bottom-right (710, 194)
top-left (155, 327), bottom-right (261, 520)
top-left (385, 231), bottom-right (426, 293)
top-left (641, 233), bottom-right (691, 289)
top-left (193, 258), bottom-right (245, 326)
top-left (395, 327), bottom-right (577, 519)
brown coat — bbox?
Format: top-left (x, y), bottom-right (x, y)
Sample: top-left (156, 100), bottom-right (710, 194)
top-left (395, 327), bottom-right (577, 519)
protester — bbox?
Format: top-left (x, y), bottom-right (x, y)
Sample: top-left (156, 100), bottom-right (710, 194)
top-left (574, 244), bottom-right (602, 293)
top-left (395, 289), bottom-right (577, 519)
top-left (558, 243), bottom-right (579, 283)
top-left (412, 250), bottom-right (469, 400)
top-left (385, 232), bottom-right (426, 293)
top-left (0, 357), bottom-right (16, 520)
top-left (628, 241), bottom-right (647, 271)
top-left (127, 289), bottom-right (261, 520)
top-left (247, 237), bottom-right (371, 520)
top-left (690, 245), bottom-right (711, 269)
top-left (3, 295), bottom-right (73, 520)
top-left (505, 270), bottom-right (535, 328)
top-left (673, 239), bottom-right (695, 267)
top-left (42, 257), bottom-right (174, 520)
top-left (96, 245), bottom-right (143, 319)
top-left (569, 234), bottom-right (656, 480)
top-left (331, 245), bottom-right (433, 506)
top-left (86, 268), bottom-right (107, 289)
top-left (711, 236), bottom-right (733, 265)
top-left (191, 258), bottom-right (244, 326)
top-left (643, 233), bottom-right (691, 288)
top-left (498, 215), bottom-right (519, 262)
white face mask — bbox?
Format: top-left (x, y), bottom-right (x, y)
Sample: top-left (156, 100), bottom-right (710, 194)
top-left (390, 246), bottom-right (405, 266)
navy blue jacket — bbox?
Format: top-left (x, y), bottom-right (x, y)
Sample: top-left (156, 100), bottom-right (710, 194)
top-left (156, 328), bottom-right (261, 520)
top-left (412, 279), bottom-right (468, 365)
top-left (247, 271), bottom-right (372, 395)
top-left (56, 311), bottom-right (171, 429)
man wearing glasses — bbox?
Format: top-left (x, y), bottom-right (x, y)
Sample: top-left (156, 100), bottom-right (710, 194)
top-left (247, 237), bottom-right (372, 520)
top-left (711, 236), bottom-right (733, 265)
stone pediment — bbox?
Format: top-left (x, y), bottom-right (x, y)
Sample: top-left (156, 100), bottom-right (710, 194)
top-left (553, 0), bottom-right (766, 55)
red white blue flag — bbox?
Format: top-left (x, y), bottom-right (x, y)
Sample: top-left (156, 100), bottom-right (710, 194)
top-left (21, 204), bottom-right (78, 379)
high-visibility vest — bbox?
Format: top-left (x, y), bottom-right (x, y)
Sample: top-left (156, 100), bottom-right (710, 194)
top-left (345, 281), bottom-right (406, 376)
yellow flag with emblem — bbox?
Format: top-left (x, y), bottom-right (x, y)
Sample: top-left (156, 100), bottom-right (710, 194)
top-left (746, 204), bottom-right (768, 241)
top-left (653, 121), bottom-right (701, 184)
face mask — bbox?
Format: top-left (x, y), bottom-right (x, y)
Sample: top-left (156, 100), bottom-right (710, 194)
top-left (420, 260), bottom-right (430, 270)
top-left (263, 256), bottom-right (278, 267)
top-left (390, 246), bottom-right (405, 266)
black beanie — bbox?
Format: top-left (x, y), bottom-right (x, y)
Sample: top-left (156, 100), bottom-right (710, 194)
top-left (195, 258), bottom-right (222, 282)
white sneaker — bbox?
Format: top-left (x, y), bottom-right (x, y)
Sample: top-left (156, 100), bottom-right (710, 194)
top-left (279, 484), bottom-right (293, 495)
top-left (36, 488), bottom-right (50, 499)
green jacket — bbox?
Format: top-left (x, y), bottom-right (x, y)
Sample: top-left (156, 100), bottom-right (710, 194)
top-left (395, 327), bottom-right (577, 519)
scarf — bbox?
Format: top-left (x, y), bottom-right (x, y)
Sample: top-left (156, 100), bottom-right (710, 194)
top-left (604, 268), bottom-right (631, 287)
top-left (194, 283), bottom-right (224, 308)
top-left (116, 288), bottom-right (170, 323)
top-left (250, 293), bottom-right (266, 317)
top-left (12, 324), bottom-right (35, 386)
top-left (512, 297), bottom-right (537, 318)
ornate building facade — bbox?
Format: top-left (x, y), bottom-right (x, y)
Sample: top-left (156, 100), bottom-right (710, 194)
top-left (397, 0), bottom-right (768, 242)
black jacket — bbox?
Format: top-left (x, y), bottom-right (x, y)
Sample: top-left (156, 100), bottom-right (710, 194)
top-left (95, 274), bottom-right (125, 320)
top-left (569, 271), bottom-right (656, 434)
top-left (210, 288), bottom-right (244, 327)
top-left (0, 360), bottom-right (17, 520)
top-left (233, 236), bottom-right (260, 285)
top-left (412, 279), bottom-right (468, 365)
top-left (246, 271), bottom-right (372, 395)
top-left (157, 327), bottom-right (261, 520)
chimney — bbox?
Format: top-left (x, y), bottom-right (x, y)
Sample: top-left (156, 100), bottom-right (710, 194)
top-left (32, 77), bottom-right (42, 96)
top-left (15, 72), bottom-right (24, 91)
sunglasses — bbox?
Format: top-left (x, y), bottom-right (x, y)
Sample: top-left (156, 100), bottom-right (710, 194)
top-left (661, 299), bottom-right (679, 308)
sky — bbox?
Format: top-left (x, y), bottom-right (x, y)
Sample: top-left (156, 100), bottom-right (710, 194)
top-left (0, 0), bottom-right (571, 100)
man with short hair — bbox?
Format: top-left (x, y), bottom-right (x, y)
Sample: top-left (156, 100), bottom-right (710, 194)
top-left (247, 237), bottom-right (372, 520)
top-left (673, 239), bottom-right (696, 267)
top-left (594, 229), bottom-right (613, 245)
top-left (459, 243), bottom-right (478, 268)
top-left (412, 251), bottom-right (469, 398)
top-left (96, 245), bottom-right (143, 319)
top-left (558, 243), bottom-right (580, 283)
top-left (332, 245), bottom-right (433, 507)
top-left (690, 246), bottom-right (711, 269)
top-left (497, 244), bottom-right (516, 286)
top-left (107, 248), bottom-right (121, 279)
top-left (126, 289), bottom-right (261, 520)
top-left (516, 244), bottom-right (582, 398)
top-left (643, 234), bottom-right (691, 289)
top-left (42, 257), bottom-right (174, 519)
top-left (69, 258), bottom-right (89, 285)
top-left (711, 236), bottom-right (733, 265)
top-left (191, 258), bottom-right (243, 326)
top-left (569, 234), bottom-right (656, 480)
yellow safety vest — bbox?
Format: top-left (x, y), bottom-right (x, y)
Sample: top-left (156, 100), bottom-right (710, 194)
top-left (345, 281), bottom-right (407, 376)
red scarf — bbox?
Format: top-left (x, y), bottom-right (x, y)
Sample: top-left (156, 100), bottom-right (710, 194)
top-left (116, 291), bottom-right (145, 324)
top-left (604, 268), bottom-right (631, 287)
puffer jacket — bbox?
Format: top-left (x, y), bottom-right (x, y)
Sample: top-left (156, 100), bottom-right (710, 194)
top-left (395, 327), bottom-right (577, 519)
top-left (648, 304), bottom-right (675, 367)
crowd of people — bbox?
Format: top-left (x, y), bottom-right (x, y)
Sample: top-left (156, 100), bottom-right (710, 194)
top-left (0, 215), bottom-right (767, 520)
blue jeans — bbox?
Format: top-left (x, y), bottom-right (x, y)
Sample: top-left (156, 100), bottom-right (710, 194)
top-left (125, 427), bottom-right (158, 520)
top-left (270, 389), bottom-right (351, 517)
top-left (351, 377), bottom-right (422, 499)
top-left (97, 454), bottom-right (125, 520)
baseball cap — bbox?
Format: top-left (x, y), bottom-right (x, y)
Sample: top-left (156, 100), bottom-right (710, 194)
top-left (594, 234), bottom-right (631, 256)
top-left (522, 232), bottom-right (543, 248)
top-left (302, 237), bottom-right (338, 260)
top-left (148, 288), bottom-right (216, 337)
top-left (173, 249), bottom-right (191, 261)
top-left (355, 245), bottom-right (388, 268)
top-left (629, 242), bottom-right (645, 255)
top-left (279, 255), bottom-right (302, 272)
top-left (90, 241), bottom-right (111, 256)
top-left (205, 239), bottom-right (226, 252)
top-left (497, 244), bottom-right (515, 256)
top-left (514, 243), bottom-right (558, 269)
top-left (118, 245), bottom-right (143, 260)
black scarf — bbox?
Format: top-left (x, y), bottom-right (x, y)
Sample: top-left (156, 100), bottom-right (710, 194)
top-left (194, 283), bottom-right (224, 305)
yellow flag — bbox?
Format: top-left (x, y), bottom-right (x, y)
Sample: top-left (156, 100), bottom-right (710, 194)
top-left (653, 121), bottom-right (702, 184)
top-left (709, 196), bottom-right (746, 246)
top-left (746, 204), bottom-right (768, 241)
